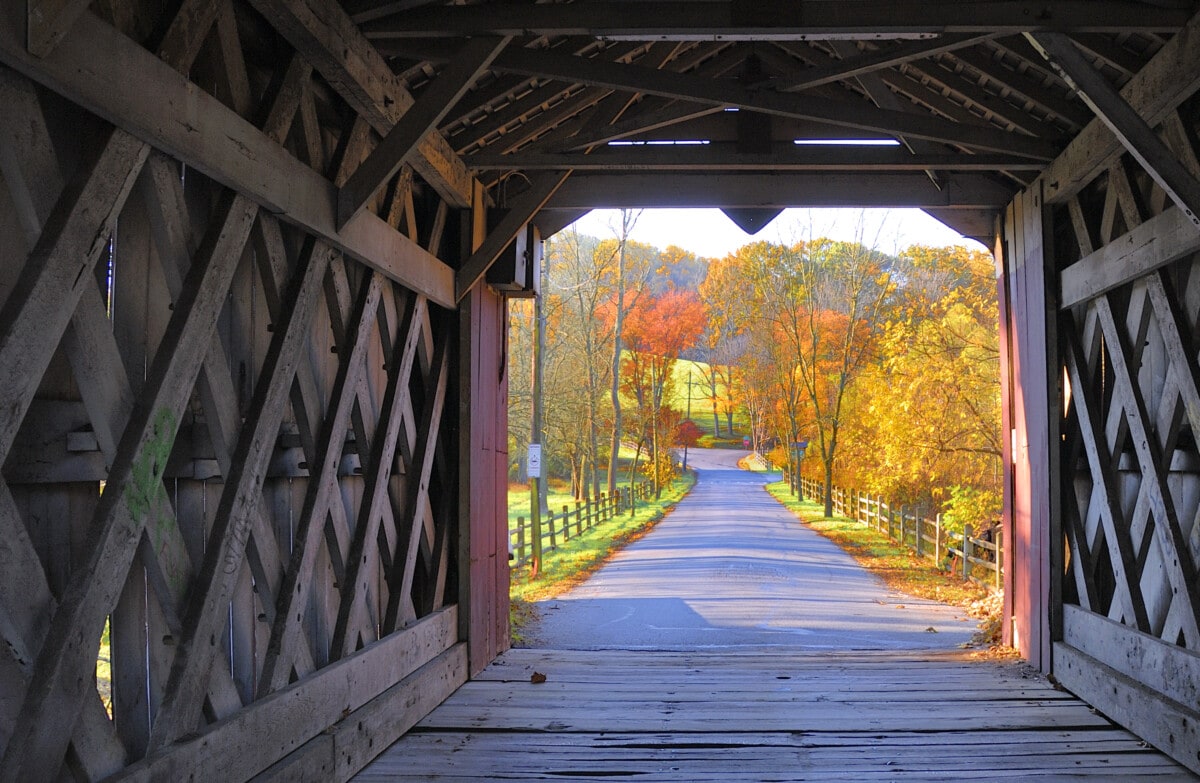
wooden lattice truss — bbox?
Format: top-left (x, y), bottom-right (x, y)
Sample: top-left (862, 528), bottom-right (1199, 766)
top-left (0, 0), bottom-right (477, 779)
top-left (1044, 16), bottom-right (1200, 766)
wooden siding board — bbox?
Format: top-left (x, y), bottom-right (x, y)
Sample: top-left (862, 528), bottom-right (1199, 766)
top-left (1003, 183), bottom-right (1054, 670)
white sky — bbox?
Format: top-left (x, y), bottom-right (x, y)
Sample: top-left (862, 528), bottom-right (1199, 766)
top-left (567, 208), bottom-right (988, 258)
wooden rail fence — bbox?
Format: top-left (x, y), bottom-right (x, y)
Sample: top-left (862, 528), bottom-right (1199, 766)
top-left (509, 482), bottom-right (653, 566)
top-left (789, 475), bottom-right (1003, 591)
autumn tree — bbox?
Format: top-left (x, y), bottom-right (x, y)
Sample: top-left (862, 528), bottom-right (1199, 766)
top-left (698, 253), bottom-right (749, 438)
top-left (841, 245), bottom-right (1002, 527)
top-left (545, 227), bottom-right (612, 499)
top-left (721, 240), bottom-right (891, 516)
top-left (602, 211), bottom-right (655, 495)
top-left (621, 290), bottom-right (707, 496)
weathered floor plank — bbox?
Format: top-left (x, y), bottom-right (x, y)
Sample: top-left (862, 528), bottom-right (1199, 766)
top-left (354, 648), bottom-right (1197, 782)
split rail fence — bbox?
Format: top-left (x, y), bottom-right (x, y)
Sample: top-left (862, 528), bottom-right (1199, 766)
top-left (789, 475), bottom-right (1003, 591)
top-left (509, 482), bottom-right (653, 566)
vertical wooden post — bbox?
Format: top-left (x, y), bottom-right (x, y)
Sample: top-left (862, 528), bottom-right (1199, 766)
top-left (995, 529), bottom-right (1003, 590)
top-left (575, 500), bottom-right (582, 535)
top-left (562, 505), bottom-right (570, 540)
top-left (547, 510), bottom-right (557, 550)
top-left (517, 518), bottom-right (525, 564)
top-left (458, 180), bottom-right (512, 674)
top-left (935, 513), bottom-right (942, 565)
top-left (963, 524), bottom-right (972, 581)
top-left (915, 512), bottom-right (923, 556)
top-left (999, 184), bottom-right (1058, 669)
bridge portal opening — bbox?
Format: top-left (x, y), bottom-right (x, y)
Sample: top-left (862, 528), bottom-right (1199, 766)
top-left (505, 206), bottom-right (1000, 652)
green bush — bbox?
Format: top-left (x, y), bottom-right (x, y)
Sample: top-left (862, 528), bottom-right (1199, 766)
top-left (941, 485), bottom-right (1001, 534)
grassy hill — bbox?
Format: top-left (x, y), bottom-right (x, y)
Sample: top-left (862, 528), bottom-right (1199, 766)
top-left (667, 356), bottom-right (750, 447)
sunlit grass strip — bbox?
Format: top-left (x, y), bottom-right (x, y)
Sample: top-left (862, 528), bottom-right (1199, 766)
top-left (763, 479), bottom-right (989, 611)
top-left (510, 472), bottom-right (695, 606)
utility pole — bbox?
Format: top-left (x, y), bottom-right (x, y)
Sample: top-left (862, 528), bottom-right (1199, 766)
top-left (529, 263), bottom-right (547, 577)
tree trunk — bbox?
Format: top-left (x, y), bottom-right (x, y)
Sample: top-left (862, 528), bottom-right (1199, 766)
top-left (823, 461), bottom-right (835, 518)
top-left (606, 239), bottom-right (627, 495)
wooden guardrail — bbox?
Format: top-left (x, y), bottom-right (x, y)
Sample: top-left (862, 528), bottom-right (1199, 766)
top-left (510, 481), bottom-right (653, 566)
top-left (792, 475), bottom-right (1003, 591)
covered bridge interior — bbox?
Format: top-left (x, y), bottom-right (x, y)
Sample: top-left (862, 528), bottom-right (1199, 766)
top-left (1, 0), bottom-right (1198, 779)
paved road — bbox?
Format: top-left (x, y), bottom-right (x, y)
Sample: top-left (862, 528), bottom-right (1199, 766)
top-left (528, 448), bottom-right (977, 650)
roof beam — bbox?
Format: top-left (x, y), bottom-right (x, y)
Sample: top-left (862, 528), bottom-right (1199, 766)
top-left (26, 0), bottom-right (91, 56)
top-left (778, 34), bottom-right (996, 91)
top-left (1028, 31), bottom-right (1200, 228)
top-left (543, 172), bottom-right (1014, 209)
top-left (948, 44), bottom-right (1092, 129)
top-left (559, 103), bottom-right (725, 151)
top-left (467, 146), bottom-right (1044, 173)
top-left (338, 36), bottom-right (508, 227)
top-left (484, 47), bottom-right (1059, 158)
top-left (248, 0), bottom-right (476, 207)
top-left (901, 58), bottom-right (1065, 138)
top-left (361, 1), bottom-right (1193, 38)
top-left (503, 43), bottom-right (741, 154)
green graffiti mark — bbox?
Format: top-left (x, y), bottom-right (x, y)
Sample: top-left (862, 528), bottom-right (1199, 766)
top-left (127, 407), bottom-right (178, 532)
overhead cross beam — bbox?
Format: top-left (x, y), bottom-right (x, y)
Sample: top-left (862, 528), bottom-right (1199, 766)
top-left (465, 147), bottom-right (1044, 172)
top-left (543, 171), bottom-right (1014, 209)
top-left (1027, 31), bottom-right (1200, 229)
top-left (360, 1), bottom-right (1194, 38)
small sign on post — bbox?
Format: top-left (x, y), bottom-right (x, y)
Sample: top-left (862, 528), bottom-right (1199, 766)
top-left (527, 444), bottom-right (542, 478)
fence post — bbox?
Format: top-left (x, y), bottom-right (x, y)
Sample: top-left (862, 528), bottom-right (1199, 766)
top-left (562, 505), bottom-right (571, 540)
top-left (915, 512), bottom-right (923, 557)
top-left (575, 500), bottom-right (583, 535)
top-left (934, 513), bottom-right (942, 566)
top-left (517, 517), bottom-right (526, 564)
top-left (962, 524), bottom-right (971, 580)
top-left (900, 505), bottom-right (907, 546)
top-left (994, 529), bottom-right (1002, 590)
top-left (547, 510), bottom-right (557, 551)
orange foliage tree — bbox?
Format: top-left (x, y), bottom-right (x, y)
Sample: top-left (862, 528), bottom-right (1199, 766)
top-left (620, 289), bottom-right (707, 496)
top-left (709, 240), bottom-right (892, 516)
top-left (837, 245), bottom-right (1002, 528)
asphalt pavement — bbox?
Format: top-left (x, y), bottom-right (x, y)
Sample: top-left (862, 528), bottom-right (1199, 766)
top-left (527, 448), bottom-right (978, 651)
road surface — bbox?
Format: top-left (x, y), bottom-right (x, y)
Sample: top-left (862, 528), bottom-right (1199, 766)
top-left (528, 448), bottom-right (977, 650)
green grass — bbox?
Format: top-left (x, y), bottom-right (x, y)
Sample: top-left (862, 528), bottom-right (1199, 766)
top-left (508, 472), bottom-right (696, 642)
top-left (667, 356), bottom-right (751, 444)
top-left (507, 485), bottom-right (578, 530)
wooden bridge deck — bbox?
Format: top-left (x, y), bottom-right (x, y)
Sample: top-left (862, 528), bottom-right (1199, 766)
top-left (354, 648), bottom-right (1196, 781)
